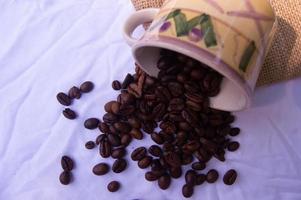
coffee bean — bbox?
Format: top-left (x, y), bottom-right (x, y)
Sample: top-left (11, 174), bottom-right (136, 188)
top-left (158, 174), bottom-right (171, 190)
top-left (160, 121), bottom-right (176, 134)
top-left (182, 184), bottom-right (193, 198)
top-left (111, 102), bottom-right (121, 115)
top-left (121, 134), bottom-right (132, 146)
top-left (61, 156), bottom-right (74, 171)
top-left (104, 101), bottom-right (115, 113)
top-left (185, 170), bottom-right (197, 185)
top-left (68, 86), bottom-right (81, 99)
top-left (181, 153), bottom-right (193, 165)
top-left (130, 128), bottom-right (143, 140)
top-left (84, 118), bottom-right (100, 129)
top-left (98, 122), bottom-right (110, 134)
top-left (206, 169), bottom-right (219, 183)
top-left (145, 171), bottom-right (158, 181)
top-left (142, 121), bottom-right (156, 134)
top-left (111, 147), bottom-right (126, 159)
top-left (62, 108), bottom-right (77, 120)
top-left (152, 103), bottom-right (166, 122)
top-left (112, 80), bottom-right (121, 90)
top-left (169, 167), bottom-right (182, 179)
top-left (229, 127), bottom-right (240, 136)
top-left (57, 92), bottom-right (71, 106)
top-left (168, 82), bottom-right (183, 97)
top-left (194, 148), bottom-right (211, 162)
top-left (119, 93), bottom-right (136, 105)
top-left (92, 163), bottom-right (109, 175)
top-left (103, 113), bottom-right (118, 124)
top-left (162, 142), bottom-right (174, 152)
top-left (138, 156), bottom-right (153, 169)
top-left (148, 145), bottom-right (162, 157)
top-left (127, 117), bottom-right (141, 129)
top-left (95, 134), bottom-right (106, 145)
top-left (80, 81), bottom-right (94, 93)
top-left (165, 152), bottom-right (181, 167)
top-left (99, 141), bottom-right (111, 158)
top-left (107, 134), bottom-right (121, 147)
top-left (107, 181), bottom-right (120, 192)
top-left (85, 141), bottom-right (95, 149)
top-left (121, 74), bottom-right (134, 89)
top-left (192, 162), bottom-right (206, 171)
top-left (223, 169), bottom-right (237, 185)
top-left (182, 140), bottom-right (200, 154)
top-left (114, 122), bottom-right (131, 133)
top-left (227, 141), bottom-right (240, 152)
top-left (59, 171), bottom-right (72, 185)
top-left (131, 147), bottom-right (147, 161)
top-left (190, 68), bottom-right (206, 80)
top-left (196, 174), bottom-right (206, 185)
top-left (112, 158), bottom-right (127, 173)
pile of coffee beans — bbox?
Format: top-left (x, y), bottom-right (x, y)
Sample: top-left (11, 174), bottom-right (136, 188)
top-left (58, 49), bottom-right (240, 197)
top-left (59, 156), bottom-right (74, 185)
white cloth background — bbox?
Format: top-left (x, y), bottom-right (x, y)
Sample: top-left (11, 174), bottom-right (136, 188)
top-left (0, 0), bottom-right (300, 200)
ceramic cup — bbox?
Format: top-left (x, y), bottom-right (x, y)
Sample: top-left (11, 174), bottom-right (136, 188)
top-left (123, 0), bottom-right (277, 111)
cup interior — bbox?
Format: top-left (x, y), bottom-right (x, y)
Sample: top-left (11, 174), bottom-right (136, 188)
top-left (133, 45), bottom-right (251, 112)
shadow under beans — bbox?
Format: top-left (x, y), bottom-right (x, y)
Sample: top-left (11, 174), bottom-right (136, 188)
top-left (254, 17), bottom-right (297, 107)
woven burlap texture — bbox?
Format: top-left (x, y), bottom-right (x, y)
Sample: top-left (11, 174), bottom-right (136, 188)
top-left (131, 0), bottom-right (301, 86)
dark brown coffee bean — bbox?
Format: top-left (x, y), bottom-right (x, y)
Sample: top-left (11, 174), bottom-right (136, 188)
top-left (192, 162), bottom-right (206, 171)
top-left (155, 86), bottom-right (171, 102)
top-left (92, 163), bottom-right (109, 175)
top-left (165, 152), bottom-right (181, 167)
top-left (177, 73), bottom-right (189, 83)
top-left (127, 117), bottom-right (141, 129)
top-left (182, 184), bottom-right (193, 198)
top-left (68, 86), bottom-right (81, 99)
top-left (119, 104), bottom-right (135, 116)
top-left (223, 169), bottom-right (237, 185)
top-left (61, 156), bottom-right (74, 171)
top-left (208, 114), bottom-right (224, 126)
top-left (98, 122), bottom-right (110, 134)
top-left (169, 167), bottom-right (182, 179)
top-left (112, 158), bottom-right (127, 173)
top-left (196, 174), bottom-right (206, 185)
top-left (157, 56), bottom-right (173, 70)
top-left (185, 92), bottom-right (204, 104)
top-left (190, 68), bottom-right (206, 80)
top-left (112, 80), bottom-right (121, 90)
top-left (119, 93), bottom-right (136, 105)
top-left (103, 113), bottom-right (118, 124)
top-left (182, 140), bottom-right (200, 154)
top-left (138, 156), bottom-right (153, 169)
top-left (158, 174), bottom-right (171, 190)
top-left (111, 147), bottom-right (126, 159)
top-left (131, 147), bottom-right (147, 161)
top-left (186, 100), bottom-right (202, 111)
top-left (99, 141), bottom-right (111, 158)
top-left (107, 134), bottom-right (121, 147)
top-left (85, 141), bottom-right (95, 149)
top-left (80, 81), bottom-right (94, 93)
top-left (181, 153), bottom-right (194, 165)
top-left (181, 110), bottom-right (198, 127)
top-left (200, 138), bottom-right (218, 153)
top-left (121, 74), bottom-right (134, 89)
top-left (229, 127), bottom-right (240, 136)
top-left (59, 171), bottom-right (72, 185)
top-left (185, 170), bottom-right (197, 185)
top-left (145, 171), bottom-right (158, 181)
top-left (151, 132), bottom-right (164, 145)
top-left (225, 114), bottom-right (235, 124)
top-left (107, 181), bottom-right (120, 192)
top-left (130, 128), bottom-right (143, 140)
top-left (178, 122), bottom-right (193, 132)
top-left (142, 121), bottom-right (157, 134)
top-left (56, 92), bottom-right (71, 106)
top-left (148, 145), bottom-right (162, 157)
top-left (194, 148), bottom-right (211, 162)
top-left (160, 121), bottom-right (176, 134)
top-left (104, 101), bottom-right (115, 113)
top-left (95, 134), bottom-right (106, 145)
top-left (206, 169), bottom-right (219, 183)
top-left (152, 103), bottom-right (166, 121)
top-left (227, 141), bottom-right (240, 151)
top-left (168, 82), bottom-right (183, 97)
top-left (162, 142), bottom-right (174, 152)
top-left (84, 118), bottom-right (100, 129)
top-left (114, 122), bottom-right (131, 133)
top-left (62, 108), bottom-right (77, 120)
top-left (121, 134), bottom-right (132, 146)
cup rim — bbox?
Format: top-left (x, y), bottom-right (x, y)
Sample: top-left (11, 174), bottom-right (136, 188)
top-left (132, 38), bottom-right (253, 111)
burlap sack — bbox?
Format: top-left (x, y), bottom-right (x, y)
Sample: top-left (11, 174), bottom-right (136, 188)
top-left (131, 0), bottom-right (301, 86)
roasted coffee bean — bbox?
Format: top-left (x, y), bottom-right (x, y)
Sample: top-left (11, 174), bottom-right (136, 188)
top-left (111, 147), bottom-right (126, 159)
top-left (109, 125), bottom-right (118, 135)
top-left (196, 174), bottom-right (206, 185)
top-left (98, 122), bottom-right (109, 134)
top-left (121, 134), bottom-right (132, 146)
top-left (190, 68), bottom-right (206, 80)
top-left (185, 170), bottom-right (197, 185)
top-left (61, 156), bottom-right (74, 171)
top-left (114, 122), bottom-right (131, 133)
top-left (130, 128), bottom-right (143, 140)
top-left (206, 169), bottom-right (219, 183)
top-left (85, 141), bottom-right (95, 149)
top-left (191, 161), bottom-right (206, 171)
top-left (119, 104), bottom-right (135, 116)
top-left (112, 158), bottom-right (127, 173)
top-left (214, 149), bottom-right (226, 162)
top-left (229, 127), bottom-right (240, 136)
top-left (200, 138), bottom-right (218, 153)
top-left (152, 103), bottom-right (166, 121)
top-left (142, 121), bottom-right (156, 134)
top-left (62, 108), bottom-right (77, 120)
top-left (158, 174), bottom-right (171, 190)
top-left (68, 86), bottom-right (81, 99)
top-left (131, 147), bottom-right (147, 161)
top-left (182, 184), bottom-right (193, 198)
top-left (225, 114), bottom-right (235, 124)
top-left (138, 156), bottom-right (153, 169)
top-left (107, 181), bottom-right (120, 192)
top-left (168, 82), bottom-right (184, 97)
top-left (121, 73), bottom-right (134, 89)
top-left (127, 117), bottom-right (141, 129)
top-left (169, 167), bottom-right (182, 179)
top-left (145, 171), bottom-right (158, 181)
top-left (176, 73), bottom-right (189, 83)
top-left (56, 92), bottom-right (71, 106)
top-left (227, 141), bottom-right (240, 152)
top-left (162, 142), bottom-right (174, 152)
top-left (155, 86), bottom-right (171, 102)
top-left (148, 145), bottom-right (163, 157)
top-left (59, 171), bottom-right (72, 185)
top-left (112, 80), bottom-right (121, 90)
top-left (99, 141), bottom-right (111, 158)
top-left (80, 81), bottom-right (94, 93)
top-left (186, 100), bottom-right (202, 111)
top-left (194, 148), bottom-right (211, 162)
top-left (95, 134), bottom-right (106, 145)
top-left (119, 93), bottom-right (135, 105)
top-left (181, 153), bottom-right (194, 165)
top-left (178, 122), bottom-right (193, 132)
top-left (151, 132), bottom-right (164, 145)
top-left (103, 113), bottom-right (118, 124)
top-left (160, 121), bottom-right (176, 134)
top-left (181, 110), bottom-right (198, 127)
top-left (223, 169), bottom-right (237, 185)
top-left (92, 163), bottom-right (109, 175)
top-left (107, 134), bottom-right (121, 147)
top-left (157, 56), bottom-right (173, 70)
top-left (182, 140), bottom-right (200, 153)
top-left (208, 114), bottom-right (224, 126)
top-left (84, 118), bottom-right (100, 129)
top-left (104, 101), bottom-right (115, 113)
top-left (165, 152), bottom-right (181, 167)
